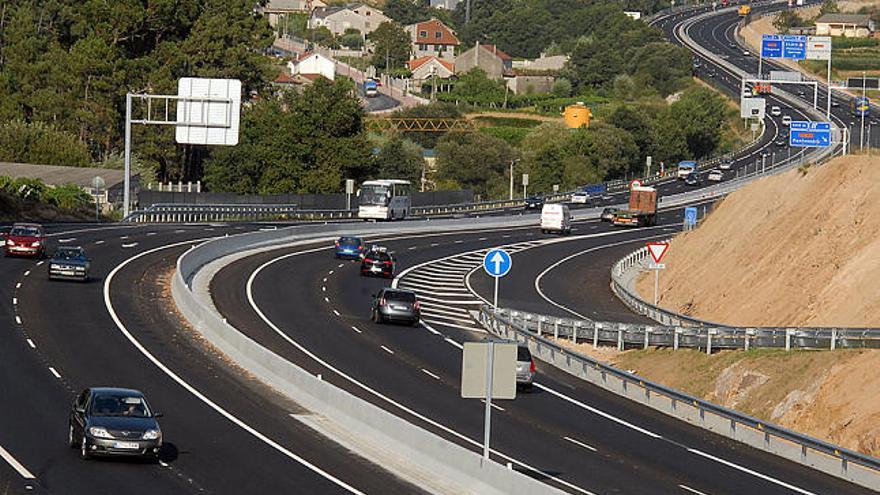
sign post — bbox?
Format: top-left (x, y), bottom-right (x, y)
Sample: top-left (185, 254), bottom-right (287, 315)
top-left (646, 242), bottom-right (669, 306)
top-left (91, 176), bottom-right (105, 222)
top-left (521, 174), bottom-right (529, 199)
top-left (683, 207), bottom-right (698, 230)
top-left (461, 341), bottom-right (517, 464)
top-left (483, 248), bottom-right (512, 311)
top-left (345, 179), bottom-right (355, 210)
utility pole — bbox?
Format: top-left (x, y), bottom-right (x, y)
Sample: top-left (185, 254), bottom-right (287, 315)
top-left (508, 159), bottom-right (519, 200)
top-left (466, 0), bottom-right (471, 24)
top-left (861, 71), bottom-right (867, 152)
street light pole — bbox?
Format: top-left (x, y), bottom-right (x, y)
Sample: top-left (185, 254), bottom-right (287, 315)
top-left (508, 159), bottom-right (519, 200)
top-left (861, 71), bottom-right (867, 151)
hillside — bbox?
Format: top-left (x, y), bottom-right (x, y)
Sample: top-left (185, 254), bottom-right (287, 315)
top-left (618, 154), bottom-right (880, 457)
top-left (637, 155), bottom-right (880, 327)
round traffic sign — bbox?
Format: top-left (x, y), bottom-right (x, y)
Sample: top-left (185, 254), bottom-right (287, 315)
top-left (630, 180), bottom-right (642, 190)
top-left (483, 249), bottom-right (512, 278)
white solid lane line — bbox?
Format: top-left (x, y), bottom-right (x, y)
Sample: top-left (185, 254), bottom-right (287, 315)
top-left (686, 448), bottom-right (818, 495)
top-left (679, 485), bottom-right (711, 495)
top-left (104, 240), bottom-right (366, 495)
top-left (563, 436), bottom-right (597, 452)
top-left (0, 444), bottom-right (35, 479)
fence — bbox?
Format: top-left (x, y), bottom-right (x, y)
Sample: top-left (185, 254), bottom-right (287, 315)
top-left (478, 306), bottom-right (880, 491)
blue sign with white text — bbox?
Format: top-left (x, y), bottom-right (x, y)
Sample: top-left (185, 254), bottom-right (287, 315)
top-left (483, 249), bottom-right (512, 278)
top-left (789, 121), bottom-right (831, 148)
top-left (761, 34), bottom-right (783, 58)
top-left (684, 207), bottom-right (698, 226)
top-left (782, 35), bottom-right (807, 60)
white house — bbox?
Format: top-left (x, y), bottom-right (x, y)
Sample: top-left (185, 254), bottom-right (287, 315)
top-left (288, 52), bottom-right (336, 81)
top-left (815, 13), bottom-right (875, 37)
top-left (309, 4), bottom-right (390, 36)
top-left (407, 56), bottom-right (455, 81)
top-left (262, 0), bottom-right (327, 28)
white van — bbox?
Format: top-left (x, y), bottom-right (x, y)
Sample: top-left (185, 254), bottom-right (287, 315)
top-left (541, 204), bottom-right (572, 234)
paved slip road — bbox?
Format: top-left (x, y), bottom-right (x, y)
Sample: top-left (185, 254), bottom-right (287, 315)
top-left (0, 223), bottom-right (423, 494)
top-left (216, 210), bottom-right (872, 495)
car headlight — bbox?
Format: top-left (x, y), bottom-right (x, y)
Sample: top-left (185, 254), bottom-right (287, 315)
top-left (6, 240), bottom-right (13, 246)
top-left (31, 241), bottom-right (40, 247)
top-left (88, 426), bottom-right (113, 439)
top-left (142, 429), bottom-right (161, 440)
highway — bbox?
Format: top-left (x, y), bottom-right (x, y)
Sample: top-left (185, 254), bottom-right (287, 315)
top-left (0, 2), bottom-right (873, 495)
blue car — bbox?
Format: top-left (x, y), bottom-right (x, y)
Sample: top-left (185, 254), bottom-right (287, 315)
top-left (335, 236), bottom-right (365, 259)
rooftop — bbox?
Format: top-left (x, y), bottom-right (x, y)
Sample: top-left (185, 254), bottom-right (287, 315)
top-left (815, 13), bottom-right (872, 26)
top-left (0, 162), bottom-right (130, 189)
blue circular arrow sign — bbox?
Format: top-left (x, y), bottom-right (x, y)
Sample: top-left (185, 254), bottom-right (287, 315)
top-left (483, 249), bottom-right (512, 278)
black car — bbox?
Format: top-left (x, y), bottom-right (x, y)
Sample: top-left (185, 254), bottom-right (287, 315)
top-left (524, 196), bottom-right (544, 210)
top-left (371, 288), bottom-right (420, 325)
top-left (775, 138), bottom-right (787, 147)
top-left (684, 173), bottom-right (701, 186)
top-left (69, 388), bottom-right (162, 460)
top-left (48, 246), bottom-right (90, 281)
top-left (360, 247), bottom-right (395, 278)
top-left (600, 207), bottom-right (619, 222)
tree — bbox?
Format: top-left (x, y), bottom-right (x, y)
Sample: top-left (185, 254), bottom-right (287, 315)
top-left (552, 78), bottom-right (572, 97)
top-left (0, 121), bottom-right (91, 167)
top-left (435, 133), bottom-right (515, 198)
top-left (667, 87), bottom-right (726, 159)
top-left (449, 69), bottom-right (506, 102)
top-left (340, 28), bottom-right (364, 49)
top-left (384, 0), bottom-right (453, 26)
top-left (628, 42), bottom-right (691, 96)
top-left (369, 22), bottom-right (412, 71)
top-left (374, 138), bottom-right (424, 185)
top-left (203, 78), bottom-right (372, 194)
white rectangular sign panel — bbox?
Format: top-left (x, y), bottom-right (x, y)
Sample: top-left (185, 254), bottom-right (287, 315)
top-left (176, 78), bottom-right (241, 146)
top-left (806, 36), bottom-right (831, 61)
top-left (769, 70), bottom-right (802, 82)
top-left (740, 97), bottom-right (766, 120)
top-left (461, 342), bottom-right (517, 400)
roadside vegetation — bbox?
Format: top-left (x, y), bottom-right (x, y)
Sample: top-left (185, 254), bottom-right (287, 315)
top-left (0, 176), bottom-right (95, 220)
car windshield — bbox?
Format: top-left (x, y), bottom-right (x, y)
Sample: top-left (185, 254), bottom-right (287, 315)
top-left (384, 291), bottom-right (416, 302)
top-left (10, 227), bottom-right (40, 237)
top-left (54, 248), bottom-right (84, 259)
top-left (91, 394), bottom-right (151, 418)
top-left (360, 185), bottom-right (390, 206)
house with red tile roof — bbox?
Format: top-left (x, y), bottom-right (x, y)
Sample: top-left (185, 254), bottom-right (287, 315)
top-left (287, 52), bottom-right (336, 81)
top-left (407, 56), bottom-right (454, 81)
top-left (404, 18), bottom-right (459, 61)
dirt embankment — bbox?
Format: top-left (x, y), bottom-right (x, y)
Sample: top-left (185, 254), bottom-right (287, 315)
top-left (622, 155), bottom-right (880, 457)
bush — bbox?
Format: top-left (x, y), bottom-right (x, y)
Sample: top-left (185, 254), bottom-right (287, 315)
top-left (479, 127), bottom-right (532, 146)
top-left (44, 183), bottom-right (93, 210)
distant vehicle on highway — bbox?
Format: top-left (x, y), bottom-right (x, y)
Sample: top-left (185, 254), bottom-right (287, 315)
top-left (738, 4), bottom-right (751, 16)
top-left (570, 191), bottom-right (590, 204)
top-left (48, 246), bottom-right (90, 281)
top-left (358, 179), bottom-right (411, 220)
top-left (360, 246), bottom-right (395, 278)
top-left (685, 173), bottom-right (702, 186)
top-left (770, 105), bottom-right (781, 117)
top-left (371, 288), bottom-right (420, 325)
top-left (540, 203), bottom-right (572, 235)
top-left (613, 186), bottom-right (658, 227)
top-left (4, 223), bottom-right (45, 258)
top-left (515, 344), bottom-right (536, 388)
top-left (782, 115), bottom-right (792, 126)
top-left (524, 196), bottom-right (544, 210)
top-left (776, 138), bottom-right (788, 147)
top-left (334, 236), bottom-right (365, 259)
top-left (741, 49), bottom-right (750, 56)
top-left (69, 387), bottom-right (162, 461)
top-left (707, 169), bottom-right (724, 182)
top-left (600, 207), bottom-right (619, 222)
top-left (364, 79), bottom-right (378, 98)
top-left (677, 160), bottom-right (698, 179)
top-left (718, 158), bottom-right (733, 170)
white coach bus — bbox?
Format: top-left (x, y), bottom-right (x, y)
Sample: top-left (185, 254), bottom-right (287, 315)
top-left (357, 179), bottom-right (412, 220)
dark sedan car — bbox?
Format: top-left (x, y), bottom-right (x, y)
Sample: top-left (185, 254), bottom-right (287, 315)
top-left (600, 207), bottom-right (619, 222)
top-left (524, 196), bottom-right (544, 210)
top-left (69, 387), bottom-right (162, 460)
top-left (685, 173), bottom-right (701, 186)
top-left (4, 223), bottom-right (46, 258)
top-left (48, 246), bottom-right (90, 281)
top-left (360, 247), bottom-right (395, 278)
top-left (371, 288), bottom-right (420, 325)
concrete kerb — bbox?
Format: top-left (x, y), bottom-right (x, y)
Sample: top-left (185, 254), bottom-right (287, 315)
top-left (172, 219), bottom-right (569, 495)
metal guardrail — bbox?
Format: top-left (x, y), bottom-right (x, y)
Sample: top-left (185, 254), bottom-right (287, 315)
top-left (478, 306), bottom-right (880, 491)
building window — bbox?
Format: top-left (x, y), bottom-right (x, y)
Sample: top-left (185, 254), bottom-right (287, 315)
top-left (419, 44), bottom-right (427, 51)
top-left (435, 31), bottom-right (442, 38)
top-left (420, 31), bottom-right (427, 38)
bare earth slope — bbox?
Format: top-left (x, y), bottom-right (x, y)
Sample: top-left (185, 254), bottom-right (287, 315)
top-left (621, 155), bottom-right (880, 457)
top-left (637, 155), bottom-right (880, 327)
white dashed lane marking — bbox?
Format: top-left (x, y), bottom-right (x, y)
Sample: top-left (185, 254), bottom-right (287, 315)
top-left (332, 310), bottom-right (340, 316)
top-left (15, 316), bottom-right (21, 325)
top-left (380, 345), bottom-right (394, 355)
top-left (26, 339), bottom-right (35, 349)
top-left (421, 369), bottom-right (441, 380)
top-left (48, 367), bottom-right (61, 379)
top-left (122, 243), bottom-right (138, 248)
top-left (94, 240), bottom-right (105, 245)
top-left (563, 436), bottom-right (597, 452)
top-left (351, 326), bottom-right (362, 334)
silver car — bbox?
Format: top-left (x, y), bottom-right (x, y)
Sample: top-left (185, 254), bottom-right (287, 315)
top-left (516, 344), bottom-right (536, 389)
top-left (371, 288), bottom-right (420, 325)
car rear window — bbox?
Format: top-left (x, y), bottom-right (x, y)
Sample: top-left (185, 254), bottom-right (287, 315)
top-left (340, 237), bottom-right (360, 245)
top-left (517, 346), bottom-right (532, 361)
top-left (384, 291), bottom-right (416, 302)
top-left (372, 252), bottom-right (391, 261)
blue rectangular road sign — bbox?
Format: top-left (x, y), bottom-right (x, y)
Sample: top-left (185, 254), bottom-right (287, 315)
top-left (789, 121), bottom-right (831, 147)
top-left (782, 35), bottom-right (807, 60)
top-left (684, 207), bottom-right (698, 226)
top-left (761, 34), bottom-right (783, 58)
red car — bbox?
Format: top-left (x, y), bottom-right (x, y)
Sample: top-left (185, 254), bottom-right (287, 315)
top-left (5, 223), bottom-right (46, 258)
